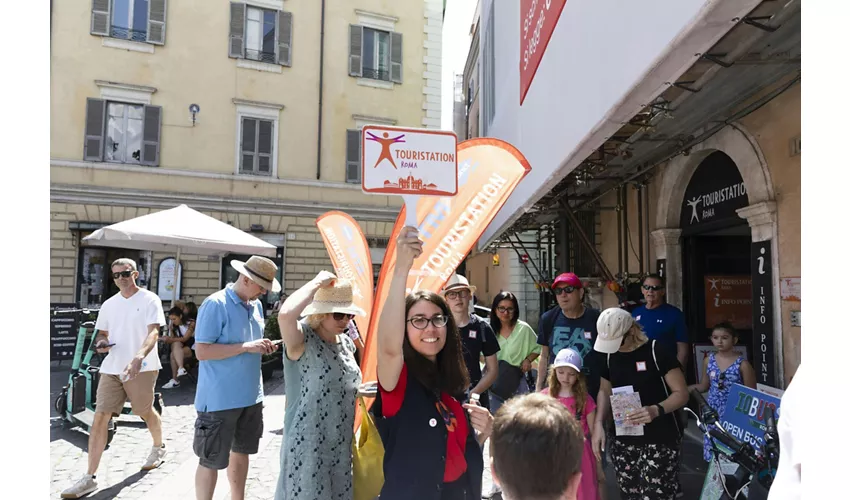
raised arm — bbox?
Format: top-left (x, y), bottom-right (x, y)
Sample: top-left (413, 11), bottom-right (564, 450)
top-left (277, 270), bottom-right (337, 361)
top-left (376, 227), bottom-right (423, 392)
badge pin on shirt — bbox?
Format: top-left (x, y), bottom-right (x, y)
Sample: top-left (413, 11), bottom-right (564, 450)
top-left (583, 331), bottom-right (592, 340)
top-left (469, 330), bottom-right (477, 339)
top-left (636, 361), bottom-right (647, 372)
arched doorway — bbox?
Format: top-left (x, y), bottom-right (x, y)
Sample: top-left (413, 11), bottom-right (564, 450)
top-left (680, 151), bottom-right (752, 384)
top-left (652, 122), bottom-right (783, 387)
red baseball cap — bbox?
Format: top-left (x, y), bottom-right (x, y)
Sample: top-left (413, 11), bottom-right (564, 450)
top-left (552, 272), bottom-right (583, 289)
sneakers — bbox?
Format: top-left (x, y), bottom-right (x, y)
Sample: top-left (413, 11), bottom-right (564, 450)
top-left (61, 474), bottom-right (97, 499)
top-left (483, 482), bottom-right (502, 499)
top-left (162, 379), bottom-right (180, 389)
top-left (141, 444), bottom-right (167, 470)
top-left (177, 367), bottom-right (188, 378)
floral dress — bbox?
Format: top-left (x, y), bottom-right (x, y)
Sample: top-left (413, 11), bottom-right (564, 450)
top-left (276, 323), bottom-right (362, 499)
top-left (703, 353), bottom-right (744, 461)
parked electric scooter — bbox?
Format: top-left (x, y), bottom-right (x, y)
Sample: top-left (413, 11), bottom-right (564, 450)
top-left (53, 309), bottom-right (163, 445)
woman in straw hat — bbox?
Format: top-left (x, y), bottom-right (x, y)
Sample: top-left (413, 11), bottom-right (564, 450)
top-left (372, 227), bottom-right (494, 500)
top-left (274, 270), bottom-right (363, 500)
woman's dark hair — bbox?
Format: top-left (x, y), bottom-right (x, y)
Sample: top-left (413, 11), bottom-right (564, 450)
top-left (489, 291), bottom-right (520, 333)
top-left (168, 307), bottom-right (184, 319)
top-left (403, 290), bottom-right (470, 398)
top-left (185, 301), bottom-right (198, 320)
top-left (712, 322), bottom-right (739, 339)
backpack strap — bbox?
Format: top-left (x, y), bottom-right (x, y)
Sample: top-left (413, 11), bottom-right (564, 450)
top-left (651, 339), bottom-right (681, 435)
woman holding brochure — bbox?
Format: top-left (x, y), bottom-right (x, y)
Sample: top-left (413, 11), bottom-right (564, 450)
top-left (590, 308), bottom-right (688, 500)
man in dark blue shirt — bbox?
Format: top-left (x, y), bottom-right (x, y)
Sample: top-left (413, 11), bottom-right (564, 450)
top-left (631, 273), bottom-right (689, 368)
top-left (535, 272), bottom-right (602, 399)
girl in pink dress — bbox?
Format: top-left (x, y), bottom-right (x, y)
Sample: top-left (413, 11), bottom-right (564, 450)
top-left (542, 348), bottom-right (601, 500)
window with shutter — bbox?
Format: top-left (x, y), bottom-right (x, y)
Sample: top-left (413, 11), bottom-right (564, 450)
top-left (360, 27), bottom-right (391, 81)
top-left (229, 2), bottom-right (246, 58)
top-left (84, 98), bottom-right (106, 161)
top-left (345, 129), bottom-right (361, 184)
top-left (277, 11), bottom-right (293, 66)
top-left (240, 117), bottom-right (275, 176)
top-left (91, 0), bottom-right (111, 36)
top-left (146, 0), bottom-right (167, 45)
top-left (389, 32), bottom-right (403, 83)
top-left (140, 105), bottom-right (162, 166)
top-left (349, 25), bottom-right (363, 77)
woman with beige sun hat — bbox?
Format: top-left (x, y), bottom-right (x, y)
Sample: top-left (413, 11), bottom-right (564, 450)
top-left (275, 270), bottom-right (364, 500)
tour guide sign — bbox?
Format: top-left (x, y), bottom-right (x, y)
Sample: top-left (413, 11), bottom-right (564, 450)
top-left (361, 124), bottom-right (458, 227)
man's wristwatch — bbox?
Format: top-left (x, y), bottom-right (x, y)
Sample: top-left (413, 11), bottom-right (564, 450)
top-left (655, 404), bottom-right (666, 416)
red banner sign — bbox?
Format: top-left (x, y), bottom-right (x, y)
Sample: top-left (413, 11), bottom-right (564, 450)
top-left (520, 0), bottom-right (568, 105)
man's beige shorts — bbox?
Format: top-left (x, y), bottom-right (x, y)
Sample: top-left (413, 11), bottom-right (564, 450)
top-left (95, 371), bottom-right (158, 416)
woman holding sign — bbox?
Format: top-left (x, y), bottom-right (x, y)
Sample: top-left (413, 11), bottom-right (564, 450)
top-left (591, 308), bottom-right (689, 500)
top-left (372, 227), bottom-right (493, 500)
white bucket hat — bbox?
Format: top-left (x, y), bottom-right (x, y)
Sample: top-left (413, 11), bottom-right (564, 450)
top-left (594, 308), bottom-right (636, 354)
top-left (301, 279), bottom-right (366, 317)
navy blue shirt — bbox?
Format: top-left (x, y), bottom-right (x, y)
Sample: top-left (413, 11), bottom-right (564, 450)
top-left (537, 307), bottom-right (602, 399)
top-left (631, 303), bottom-right (688, 359)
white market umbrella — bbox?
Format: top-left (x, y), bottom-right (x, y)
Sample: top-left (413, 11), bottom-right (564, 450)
top-left (83, 204), bottom-right (277, 304)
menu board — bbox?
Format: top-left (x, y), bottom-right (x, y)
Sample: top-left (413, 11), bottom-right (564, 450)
top-left (50, 307), bottom-right (79, 361)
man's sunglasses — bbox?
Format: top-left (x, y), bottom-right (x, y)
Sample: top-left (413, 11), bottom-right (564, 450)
top-left (407, 314), bottom-right (449, 330)
top-left (642, 285), bottom-right (664, 291)
top-left (332, 312), bottom-right (355, 322)
top-left (112, 270), bottom-right (134, 279)
top-left (553, 286), bottom-right (577, 296)
top-left (445, 290), bottom-right (471, 300)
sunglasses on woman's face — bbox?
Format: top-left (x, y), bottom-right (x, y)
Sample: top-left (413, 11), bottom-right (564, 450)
top-left (112, 270), bottom-right (134, 279)
top-left (407, 314), bottom-right (449, 330)
top-left (554, 286), bottom-right (577, 296)
top-left (642, 284), bottom-right (664, 291)
top-left (332, 312), bottom-right (355, 322)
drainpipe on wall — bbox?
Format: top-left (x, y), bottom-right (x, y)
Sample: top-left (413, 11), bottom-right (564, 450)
top-left (315, 0), bottom-right (326, 180)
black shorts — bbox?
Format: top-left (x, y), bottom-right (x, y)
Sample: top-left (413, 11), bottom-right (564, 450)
top-left (193, 402), bottom-right (263, 470)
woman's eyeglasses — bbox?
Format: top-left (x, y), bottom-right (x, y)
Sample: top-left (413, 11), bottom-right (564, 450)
top-left (407, 314), bottom-right (449, 330)
top-left (642, 284), bottom-right (664, 291)
top-left (496, 306), bottom-right (515, 314)
top-left (111, 270), bottom-right (134, 279)
top-left (445, 290), bottom-right (471, 300)
top-left (332, 312), bottom-right (355, 322)
top-left (553, 286), bottom-right (577, 296)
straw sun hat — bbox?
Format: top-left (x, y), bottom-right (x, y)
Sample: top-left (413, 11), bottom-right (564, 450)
top-left (301, 279), bottom-right (366, 317)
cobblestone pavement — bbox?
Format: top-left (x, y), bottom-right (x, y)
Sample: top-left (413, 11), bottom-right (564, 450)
top-left (51, 364), bottom-right (708, 499)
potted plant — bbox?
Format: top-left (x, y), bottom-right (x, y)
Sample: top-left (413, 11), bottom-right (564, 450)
top-left (261, 313), bottom-right (283, 381)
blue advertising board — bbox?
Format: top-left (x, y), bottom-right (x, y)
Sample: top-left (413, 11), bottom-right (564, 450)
top-left (719, 383), bottom-right (782, 451)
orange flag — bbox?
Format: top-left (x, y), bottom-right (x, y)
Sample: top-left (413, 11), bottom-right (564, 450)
top-left (315, 211), bottom-right (374, 340)
top-left (356, 138), bottom-right (532, 427)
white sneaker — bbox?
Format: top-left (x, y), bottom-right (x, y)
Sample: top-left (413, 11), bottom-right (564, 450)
top-left (162, 379), bottom-right (180, 389)
top-left (61, 474), bottom-right (97, 498)
top-left (177, 367), bottom-right (188, 378)
top-left (141, 444), bottom-right (167, 470)
top-left (483, 482), bottom-right (502, 499)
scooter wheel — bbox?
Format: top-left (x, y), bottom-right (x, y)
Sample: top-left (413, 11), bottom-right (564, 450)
top-left (55, 392), bottom-right (67, 416)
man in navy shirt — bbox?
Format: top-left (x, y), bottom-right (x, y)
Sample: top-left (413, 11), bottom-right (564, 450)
top-left (631, 273), bottom-right (689, 368)
top-left (535, 272), bottom-right (602, 400)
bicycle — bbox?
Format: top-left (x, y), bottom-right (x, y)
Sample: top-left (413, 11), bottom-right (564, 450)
top-left (687, 389), bottom-right (780, 500)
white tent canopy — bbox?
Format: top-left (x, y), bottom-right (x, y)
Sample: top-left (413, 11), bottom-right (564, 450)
top-left (82, 204), bottom-right (277, 257)
top-left (83, 205), bottom-right (277, 303)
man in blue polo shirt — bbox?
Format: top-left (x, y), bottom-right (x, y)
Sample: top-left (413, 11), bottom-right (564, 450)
top-left (193, 256), bottom-right (279, 500)
top-left (631, 274), bottom-right (689, 367)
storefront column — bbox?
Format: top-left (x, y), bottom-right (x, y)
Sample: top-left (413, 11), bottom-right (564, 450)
top-left (650, 228), bottom-right (683, 309)
top-left (737, 201), bottom-right (784, 387)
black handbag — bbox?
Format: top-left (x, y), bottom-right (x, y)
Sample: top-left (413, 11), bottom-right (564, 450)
top-left (490, 360), bottom-right (523, 400)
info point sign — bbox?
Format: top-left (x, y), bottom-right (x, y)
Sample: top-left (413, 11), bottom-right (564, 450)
top-left (361, 125), bottom-right (458, 197)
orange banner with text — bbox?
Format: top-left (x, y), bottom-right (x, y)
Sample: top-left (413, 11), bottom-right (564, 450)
top-left (356, 138), bottom-right (532, 428)
top-left (315, 211), bottom-right (374, 340)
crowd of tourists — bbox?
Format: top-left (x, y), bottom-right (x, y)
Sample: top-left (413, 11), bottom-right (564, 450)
top-left (60, 227), bottom-right (797, 500)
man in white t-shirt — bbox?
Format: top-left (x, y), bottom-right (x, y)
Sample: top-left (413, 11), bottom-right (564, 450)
top-left (62, 258), bottom-right (167, 499)
top-left (768, 365), bottom-right (802, 500)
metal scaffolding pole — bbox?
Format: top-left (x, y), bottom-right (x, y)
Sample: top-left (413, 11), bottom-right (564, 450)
top-left (560, 199), bottom-right (616, 283)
